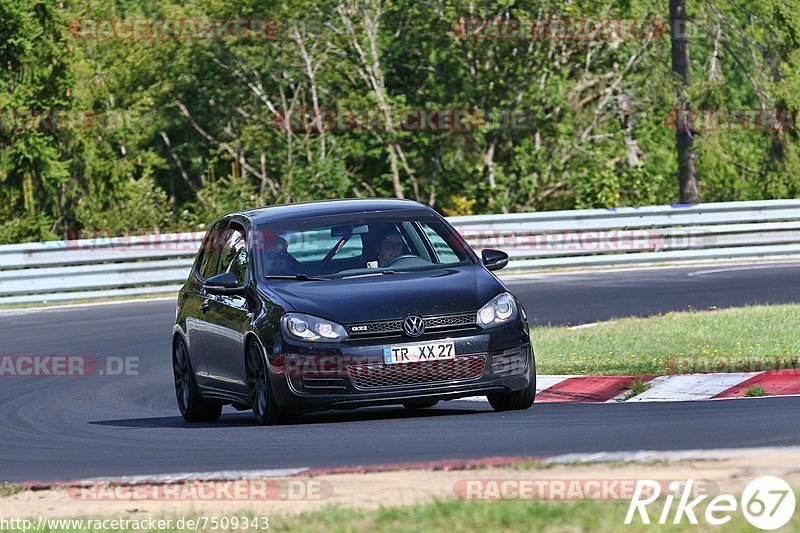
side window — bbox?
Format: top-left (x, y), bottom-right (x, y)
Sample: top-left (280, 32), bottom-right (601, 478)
top-left (420, 222), bottom-right (460, 263)
top-left (219, 227), bottom-right (249, 286)
top-left (197, 222), bottom-right (227, 279)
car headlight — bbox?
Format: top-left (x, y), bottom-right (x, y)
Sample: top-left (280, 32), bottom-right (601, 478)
top-left (477, 292), bottom-right (519, 328)
top-left (280, 313), bottom-right (348, 343)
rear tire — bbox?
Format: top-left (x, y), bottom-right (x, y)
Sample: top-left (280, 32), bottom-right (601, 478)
top-left (173, 338), bottom-right (222, 422)
top-left (487, 368), bottom-right (536, 412)
top-left (402, 400), bottom-right (439, 410)
top-left (246, 340), bottom-right (282, 425)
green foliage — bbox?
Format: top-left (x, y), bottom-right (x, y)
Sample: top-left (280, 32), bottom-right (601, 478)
top-left (73, 174), bottom-right (174, 233)
top-left (181, 161), bottom-right (260, 228)
top-left (0, 212), bottom-right (56, 243)
top-left (441, 195), bottom-right (477, 216)
top-left (1, 0), bottom-right (800, 243)
top-left (575, 169), bottom-right (621, 209)
top-left (745, 385), bottom-right (768, 397)
top-left (534, 304), bottom-right (800, 375)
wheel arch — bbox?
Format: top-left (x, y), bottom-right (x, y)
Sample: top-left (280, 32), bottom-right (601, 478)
top-left (243, 331), bottom-right (266, 369)
top-left (172, 325), bottom-right (188, 352)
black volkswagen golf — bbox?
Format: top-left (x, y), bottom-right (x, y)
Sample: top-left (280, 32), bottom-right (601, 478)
top-left (172, 198), bottom-right (535, 424)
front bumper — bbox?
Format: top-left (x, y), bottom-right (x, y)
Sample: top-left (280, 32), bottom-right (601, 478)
top-left (266, 321), bottom-right (533, 412)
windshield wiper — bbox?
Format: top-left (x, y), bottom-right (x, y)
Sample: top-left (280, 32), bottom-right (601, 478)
top-left (263, 274), bottom-right (329, 281)
top-left (340, 269), bottom-right (405, 279)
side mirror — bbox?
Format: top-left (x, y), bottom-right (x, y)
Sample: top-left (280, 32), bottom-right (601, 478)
top-left (204, 272), bottom-right (245, 295)
top-left (481, 249), bottom-right (509, 271)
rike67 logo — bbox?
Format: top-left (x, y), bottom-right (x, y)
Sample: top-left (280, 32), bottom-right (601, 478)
top-left (626, 476), bottom-right (796, 530)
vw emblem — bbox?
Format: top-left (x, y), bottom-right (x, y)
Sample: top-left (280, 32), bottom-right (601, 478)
top-left (402, 315), bottom-right (426, 337)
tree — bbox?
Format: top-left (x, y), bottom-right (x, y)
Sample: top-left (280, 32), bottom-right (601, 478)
top-left (0, 0), bottom-right (73, 241)
top-left (670, 0), bottom-right (699, 203)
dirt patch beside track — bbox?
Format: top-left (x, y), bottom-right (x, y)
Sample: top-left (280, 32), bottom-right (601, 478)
top-left (3, 447), bottom-right (800, 519)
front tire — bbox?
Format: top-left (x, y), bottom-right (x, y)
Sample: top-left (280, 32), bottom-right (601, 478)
top-left (173, 338), bottom-right (222, 422)
top-left (487, 368), bottom-right (536, 412)
top-left (246, 340), bottom-right (282, 425)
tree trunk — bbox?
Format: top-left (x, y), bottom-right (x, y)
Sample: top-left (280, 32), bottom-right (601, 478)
top-left (670, 0), bottom-right (699, 203)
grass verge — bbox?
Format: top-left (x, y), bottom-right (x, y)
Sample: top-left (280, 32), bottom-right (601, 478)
top-left (0, 485), bottom-right (22, 497)
top-left (270, 497), bottom-right (800, 533)
top-left (2, 498), bottom-right (797, 532)
top-left (745, 385), bottom-right (769, 397)
top-left (532, 304), bottom-right (800, 375)
top-left (617, 378), bottom-right (652, 401)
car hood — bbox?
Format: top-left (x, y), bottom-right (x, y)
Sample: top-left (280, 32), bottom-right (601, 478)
top-left (262, 265), bottom-right (506, 322)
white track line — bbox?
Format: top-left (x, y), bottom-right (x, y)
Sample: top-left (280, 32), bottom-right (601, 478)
top-left (456, 375), bottom-right (576, 402)
top-left (0, 296), bottom-right (176, 315)
top-left (61, 447), bottom-right (800, 486)
top-left (58, 446), bottom-right (800, 487)
top-left (569, 322), bottom-right (599, 330)
top-left (688, 263), bottom-right (800, 277)
top-left (545, 445), bottom-right (800, 464)
top-left (501, 260), bottom-right (800, 280)
top-left (536, 375), bottom-right (577, 391)
top-left (456, 397), bottom-right (490, 402)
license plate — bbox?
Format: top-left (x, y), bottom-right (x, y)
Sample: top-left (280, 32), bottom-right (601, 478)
top-left (383, 341), bottom-right (456, 364)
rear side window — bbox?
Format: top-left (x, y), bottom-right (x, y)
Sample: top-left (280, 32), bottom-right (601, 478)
top-left (218, 227), bottom-right (249, 285)
top-left (197, 222), bottom-right (227, 279)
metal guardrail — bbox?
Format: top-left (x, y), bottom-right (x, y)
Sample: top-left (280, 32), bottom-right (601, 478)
top-left (3, 199), bottom-right (800, 305)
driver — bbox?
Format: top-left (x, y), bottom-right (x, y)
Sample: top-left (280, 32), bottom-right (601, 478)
top-left (377, 230), bottom-right (404, 267)
top-left (264, 236), bottom-right (292, 275)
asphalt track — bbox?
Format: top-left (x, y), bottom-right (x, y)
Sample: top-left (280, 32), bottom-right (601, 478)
top-left (2, 262), bottom-right (800, 482)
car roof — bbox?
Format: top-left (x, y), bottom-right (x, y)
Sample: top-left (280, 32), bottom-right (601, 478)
top-left (238, 198), bottom-right (434, 225)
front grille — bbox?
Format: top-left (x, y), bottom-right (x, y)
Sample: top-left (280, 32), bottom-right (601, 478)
top-left (347, 354), bottom-right (485, 389)
top-left (425, 314), bottom-right (475, 329)
top-left (347, 320), bottom-right (404, 336)
top-left (346, 312), bottom-right (476, 338)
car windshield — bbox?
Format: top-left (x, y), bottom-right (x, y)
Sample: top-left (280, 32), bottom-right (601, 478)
top-left (254, 211), bottom-right (474, 279)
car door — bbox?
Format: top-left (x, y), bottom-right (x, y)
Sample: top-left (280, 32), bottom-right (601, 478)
top-left (202, 223), bottom-right (252, 394)
top-left (184, 220), bottom-right (228, 386)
